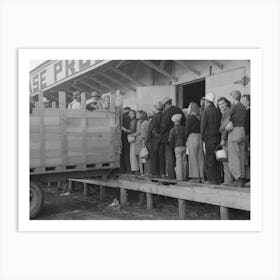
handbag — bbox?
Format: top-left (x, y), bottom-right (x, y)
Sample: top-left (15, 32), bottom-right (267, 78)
top-left (140, 146), bottom-right (149, 159)
top-left (127, 135), bottom-right (136, 143)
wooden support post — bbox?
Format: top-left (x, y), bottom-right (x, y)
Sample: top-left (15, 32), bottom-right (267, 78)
top-left (57, 181), bottom-right (62, 191)
top-left (100, 186), bottom-right (106, 200)
top-left (59, 91), bottom-right (67, 168)
top-left (68, 180), bottom-right (72, 193)
top-left (38, 91), bottom-right (46, 168)
top-left (83, 183), bottom-right (88, 198)
top-left (178, 199), bottom-right (186, 219)
top-left (146, 193), bottom-right (153, 210)
top-left (120, 188), bottom-right (128, 206)
top-left (47, 182), bottom-right (51, 188)
top-left (81, 92), bottom-right (87, 169)
top-left (220, 206), bottom-right (230, 220)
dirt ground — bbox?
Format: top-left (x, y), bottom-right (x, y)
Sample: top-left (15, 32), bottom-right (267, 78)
top-left (35, 182), bottom-right (250, 220)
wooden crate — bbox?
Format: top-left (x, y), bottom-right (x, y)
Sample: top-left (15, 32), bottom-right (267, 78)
top-left (30, 91), bottom-right (121, 174)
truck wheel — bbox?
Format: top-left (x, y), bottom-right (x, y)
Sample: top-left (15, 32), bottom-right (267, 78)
top-left (30, 181), bottom-right (43, 219)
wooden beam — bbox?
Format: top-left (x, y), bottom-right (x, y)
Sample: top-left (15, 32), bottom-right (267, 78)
top-left (174, 60), bottom-right (201, 76)
top-left (67, 175), bottom-right (250, 212)
top-left (79, 79), bottom-right (105, 94)
top-left (68, 178), bottom-right (119, 188)
top-left (209, 60), bottom-right (224, 70)
top-left (118, 176), bottom-right (250, 211)
top-left (141, 60), bottom-right (178, 81)
top-left (87, 76), bottom-right (116, 92)
top-left (99, 73), bottom-right (136, 92)
top-left (71, 83), bottom-right (91, 93)
top-left (110, 68), bottom-right (146, 87)
top-left (115, 60), bottom-right (125, 68)
top-left (115, 60), bottom-right (136, 69)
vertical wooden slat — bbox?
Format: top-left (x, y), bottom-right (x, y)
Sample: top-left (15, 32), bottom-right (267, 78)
top-left (81, 92), bottom-right (87, 168)
top-left (52, 101), bottom-right (56, 108)
top-left (59, 91), bottom-right (67, 166)
top-left (38, 91), bottom-right (46, 168)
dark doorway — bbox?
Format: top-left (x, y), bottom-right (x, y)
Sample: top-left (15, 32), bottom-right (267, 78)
top-left (182, 79), bottom-right (205, 108)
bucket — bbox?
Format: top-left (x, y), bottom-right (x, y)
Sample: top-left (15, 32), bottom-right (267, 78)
top-left (215, 145), bottom-right (227, 162)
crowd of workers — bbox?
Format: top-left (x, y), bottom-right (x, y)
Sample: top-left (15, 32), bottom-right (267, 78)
top-left (67, 90), bottom-right (111, 110)
top-left (30, 90), bottom-right (111, 112)
top-left (120, 90), bottom-right (250, 188)
top-left (29, 88), bottom-right (250, 188)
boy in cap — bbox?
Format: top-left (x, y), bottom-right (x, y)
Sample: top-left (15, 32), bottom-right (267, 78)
top-left (160, 97), bottom-right (186, 179)
top-left (168, 114), bottom-right (186, 181)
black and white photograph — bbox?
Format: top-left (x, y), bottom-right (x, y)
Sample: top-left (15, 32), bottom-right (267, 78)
top-left (28, 58), bottom-right (251, 221)
top-left (1, 1), bottom-right (280, 280)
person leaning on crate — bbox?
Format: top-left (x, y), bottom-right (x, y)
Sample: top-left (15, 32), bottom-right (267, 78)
top-left (86, 91), bottom-right (103, 111)
top-left (68, 91), bottom-right (81, 109)
top-left (30, 95), bottom-right (35, 114)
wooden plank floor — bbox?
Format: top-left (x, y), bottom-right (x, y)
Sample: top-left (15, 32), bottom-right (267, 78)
top-left (67, 173), bottom-right (250, 219)
top-left (118, 174), bottom-right (250, 211)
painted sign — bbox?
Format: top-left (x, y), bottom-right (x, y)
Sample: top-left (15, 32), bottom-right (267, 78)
top-left (30, 60), bottom-right (99, 94)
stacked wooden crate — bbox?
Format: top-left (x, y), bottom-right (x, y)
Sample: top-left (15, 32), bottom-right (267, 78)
top-left (30, 92), bottom-right (121, 174)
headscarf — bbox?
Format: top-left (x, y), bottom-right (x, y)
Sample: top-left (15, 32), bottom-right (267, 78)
top-left (188, 102), bottom-right (200, 119)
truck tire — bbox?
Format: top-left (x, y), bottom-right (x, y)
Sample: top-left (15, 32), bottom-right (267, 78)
top-left (30, 181), bottom-right (44, 219)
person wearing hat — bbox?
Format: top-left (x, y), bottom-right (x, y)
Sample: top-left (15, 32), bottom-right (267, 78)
top-left (160, 97), bottom-right (186, 179)
top-left (145, 101), bottom-right (165, 177)
top-left (227, 90), bottom-right (246, 188)
top-left (200, 92), bottom-right (222, 184)
top-left (43, 97), bottom-right (51, 108)
top-left (168, 114), bottom-right (186, 181)
top-left (241, 94), bottom-right (250, 187)
top-left (86, 91), bottom-right (103, 111)
top-left (119, 106), bottom-right (132, 173)
top-left (68, 90), bottom-right (81, 109)
top-left (217, 97), bottom-right (234, 186)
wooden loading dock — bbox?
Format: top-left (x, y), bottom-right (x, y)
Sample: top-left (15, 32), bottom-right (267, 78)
top-left (68, 174), bottom-right (250, 220)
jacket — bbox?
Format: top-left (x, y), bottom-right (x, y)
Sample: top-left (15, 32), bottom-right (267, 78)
top-left (200, 103), bottom-right (221, 140)
top-left (160, 105), bottom-right (186, 143)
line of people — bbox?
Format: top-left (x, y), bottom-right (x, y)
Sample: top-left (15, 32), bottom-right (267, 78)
top-left (120, 90), bottom-right (250, 188)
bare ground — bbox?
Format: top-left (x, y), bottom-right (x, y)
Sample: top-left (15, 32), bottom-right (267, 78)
top-left (35, 183), bottom-right (250, 220)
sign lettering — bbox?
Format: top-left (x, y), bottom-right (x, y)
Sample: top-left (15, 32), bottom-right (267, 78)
top-left (30, 60), bottom-right (97, 93)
